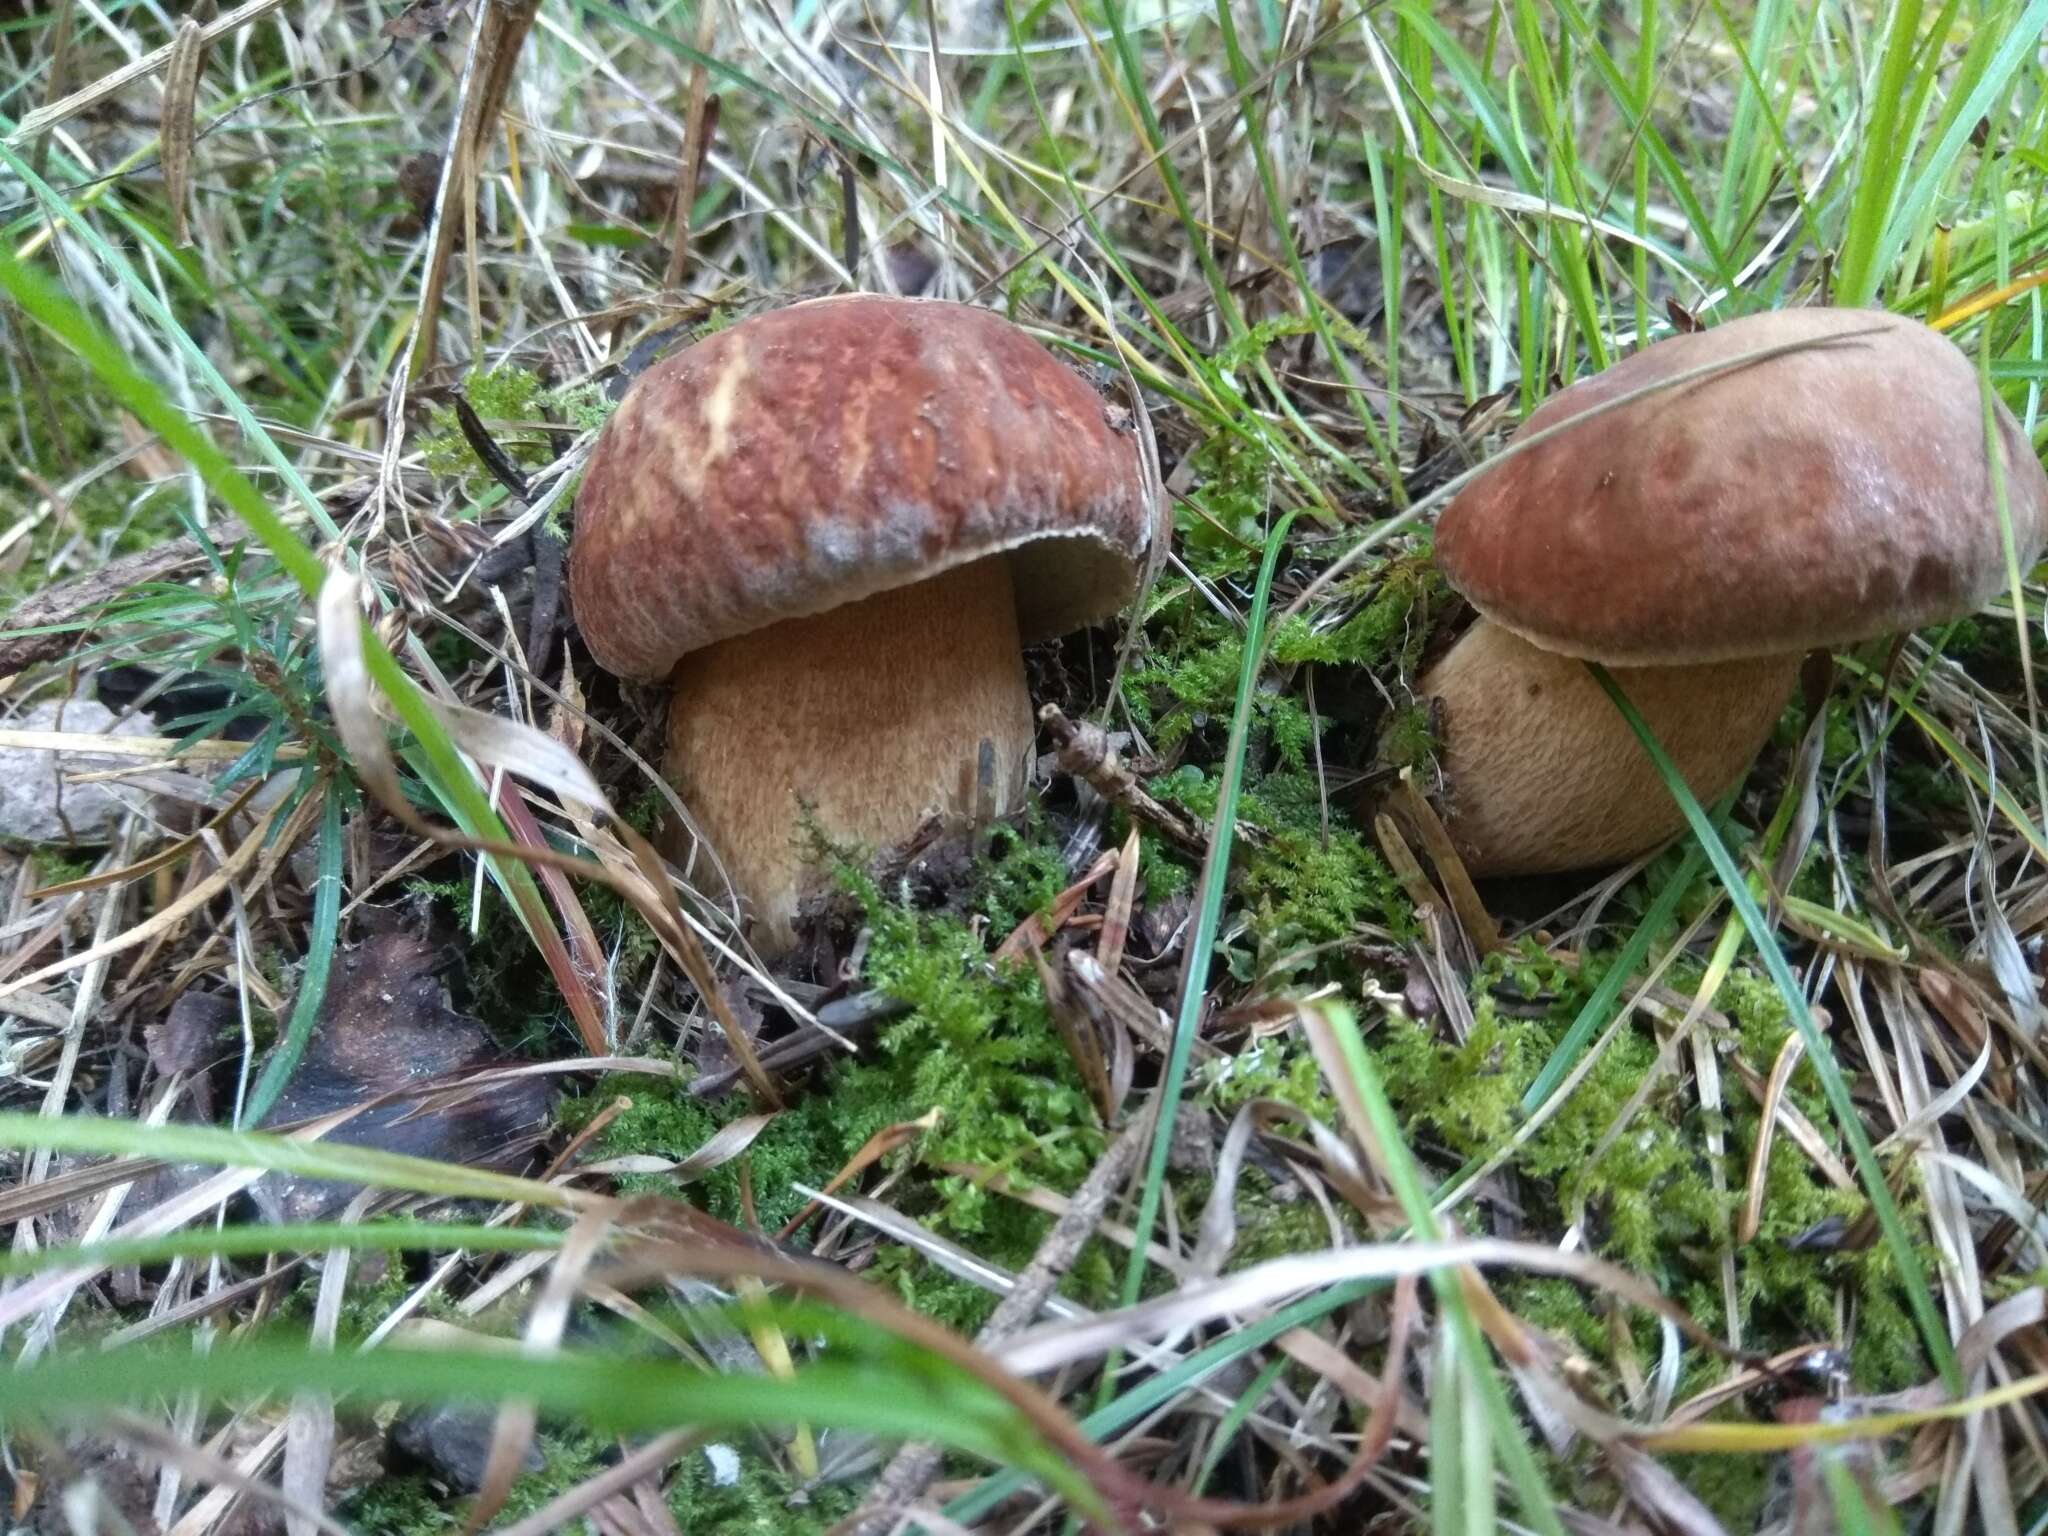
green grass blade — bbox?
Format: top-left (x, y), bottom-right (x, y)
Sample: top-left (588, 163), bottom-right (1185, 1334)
top-left (0, 218), bottom-right (581, 1030)
top-left (0, 1112), bottom-right (581, 1208)
top-left (0, 142), bottom-right (336, 536)
top-left (1210, 0), bottom-right (1398, 488)
top-left (1519, 843), bottom-right (1709, 1114)
top-left (0, 1343), bottom-right (1085, 1498)
top-left (1099, 2), bottom-right (1243, 338)
top-left (1587, 666), bottom-right (1962, 1391)
top-left (1872, 0), bottom-right (2048, 289)
top-left (1117, 507), bottom-right (1300, 1317)
top-left (1307, 1001), bottom-right (1566, 1536)
top-left (240, 779), bottom-right (344, 1127)
top-left (947, 1277), bottom-right (1382, 1523)
top-left (1192, 1354), bottom-right (1290, 1494)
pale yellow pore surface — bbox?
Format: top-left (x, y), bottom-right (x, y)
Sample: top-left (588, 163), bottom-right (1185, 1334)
top-left (1419, 620), bottom-right (1802, 877)
top-left (664, 557), bottom-right (1034, 954)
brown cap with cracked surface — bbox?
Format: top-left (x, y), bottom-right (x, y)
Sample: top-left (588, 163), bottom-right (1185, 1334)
top-left (1434, 307), bottom-right (2048, 666)
top-left (570, 295), bottom-right (1156, 680)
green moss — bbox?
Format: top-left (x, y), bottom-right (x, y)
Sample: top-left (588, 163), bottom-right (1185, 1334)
top-left (568, 870), bottom-right (1106, 1324)
top-left (1269, 559), bottom-right (1449, 677)
top-left (29, 849), bottom-right (98, 885)
top-left (335, 1469), bottom-right (453, 1535)
top-left (495, 1432), bottom-right (611, 1522)
top-left (970, 817), bottom-right (1072, 936)
top-left (1138, 830), bottom-right (1195, 906)
top-left (1172, 434), bottom-right (1269, 580)
top-left (1239, 825), bottom-right (1402, 956)
top-left (418, 365), bottom-right (614, 496)
top-left (1150, 765), bottom-right (1409, 978)
top-left (1373, 1005), bottom-right (1548, 1157)
top-left (1198, 1035), bottom-right (1332, 1121)
top-left (669, 1446), bottom-right (861, 1534)
top-left (1227, 1184), bottom-right (1351, 1268)
top-left (1363, 948), bottom-right (1933, 1392)
top-left (1123, 611), bottom-right (1242, 746)
top-left (1657, 1452), bottom-right (1775, 1529)
top-left (333, 1430), bottom-right (607, 1534)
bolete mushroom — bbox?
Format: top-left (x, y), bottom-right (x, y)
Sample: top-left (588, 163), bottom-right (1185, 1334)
top-left (1413, 306), bottom-right (2048, 876)
top-left (570, 295), bottom-right (1156, 951)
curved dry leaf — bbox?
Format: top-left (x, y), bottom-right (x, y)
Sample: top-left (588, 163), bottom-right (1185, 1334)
top-left (777, 1110), bottom-right (940, 1240)
top-left (1097, 825), bottom-right (1141, 976)
top-left (161, 18), bottom-right (205, 246)
top-left (1249, 1097), bottom-right (1402, 1226)
top-left (6, 0), bottom-right (285, 144)
top-left (1740, 1029), bottom-right (1810, 1244)
top-left (315, 567), bottom-right (776, 1104)
top-left (1606, 1444), bottom-right (1730, 1536)
top-left (316, 567), bottom-right (408, 817)
top-left (1877, 1036), bottom-right (1992, 1154)
top-left (670, 1112), bottom-right (776, 1181)
top-left (996, 1236), bottom-right (1741, 1380)
top-left (1191, 1104), bottom-right (1259, 1281)
top-left (1921, 1152), bottom-right (2048, 1262)
top-left (467, 1204), bottom-right (617, 1530)
top-left (29, 777), bottom-right (264, 900)
top-left (426, 696), bottom-right (609, 811)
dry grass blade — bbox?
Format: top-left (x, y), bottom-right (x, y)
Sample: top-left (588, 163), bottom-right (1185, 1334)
top-left (1033, 943), bottom-right (1118, 1125)
top-left (0, 731), bottom-right (306, 763)
top-left (28, 778), bottom-right (264, 900)
top-left (776, 1110), bottom-right (938, 1241)
top-left (13, 1), bottom-right (2048, 1525)
top-left (410, 0), bottom-right (541, 372)
top-left (997, 1237), bottom-right (1744, 1382)
top-left (1389, 769), bottom-right (1501, 955)
top-left (1738, 1028), bottom-right (1811, 1244)
top-left (1096, 825), bottom-right (1142, 977)
top-left (159, 19), bottom-right (205, 247)
top-left (845, 1116), bottom-right (1147, 1535)
top-left (281, 1194), bottom-right (365, 1536)
top-left (663, 0), bottom-right (719, 290)
top-left (99, 1412), bottom-right (351, 1536)
top-left (490, 1430), bottom-right (699, 1536)
top-left (4, 0), bottom-right (289, 143)
top-left (0, 798), bottom-right (291, 1002)
top-left (467, 1204), bottom-right (617, 1529)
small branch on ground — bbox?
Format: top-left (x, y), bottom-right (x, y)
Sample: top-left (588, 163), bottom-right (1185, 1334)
top-left (1039, 704), bottom-right (1254, 855)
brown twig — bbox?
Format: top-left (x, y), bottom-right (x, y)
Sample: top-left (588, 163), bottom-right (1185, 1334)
top-left (0, 526), bottom-right (240, 680)
top-left (1038, 703), bottom-right (1248, 855)
top-left (663, 0), bottom-right (719, 293)
top-left (411, 0), bottom-right (539, 374)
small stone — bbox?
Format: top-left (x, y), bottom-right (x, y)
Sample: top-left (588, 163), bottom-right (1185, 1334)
top-left (0, 699), bottom-right (156, 847)
top-left (391, 1404), bottom-right (541, 1492)
top-left (702, 1444), bottom-right (741, 1487)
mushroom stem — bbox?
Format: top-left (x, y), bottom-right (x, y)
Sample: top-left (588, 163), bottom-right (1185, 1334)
top-left (1417, 620), bottom-right (1802, 877)
top-left (664, 555), bottom-right (1034, 953)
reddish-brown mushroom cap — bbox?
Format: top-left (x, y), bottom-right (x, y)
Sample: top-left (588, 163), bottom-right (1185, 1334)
top-left (1434, 307), bottom-right (2048, 666)
top-left (570, 294), bottom-right (1157, 680)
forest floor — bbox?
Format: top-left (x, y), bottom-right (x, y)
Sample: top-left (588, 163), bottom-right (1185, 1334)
top-left (3, 1), bottom-right (2047, 1533)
